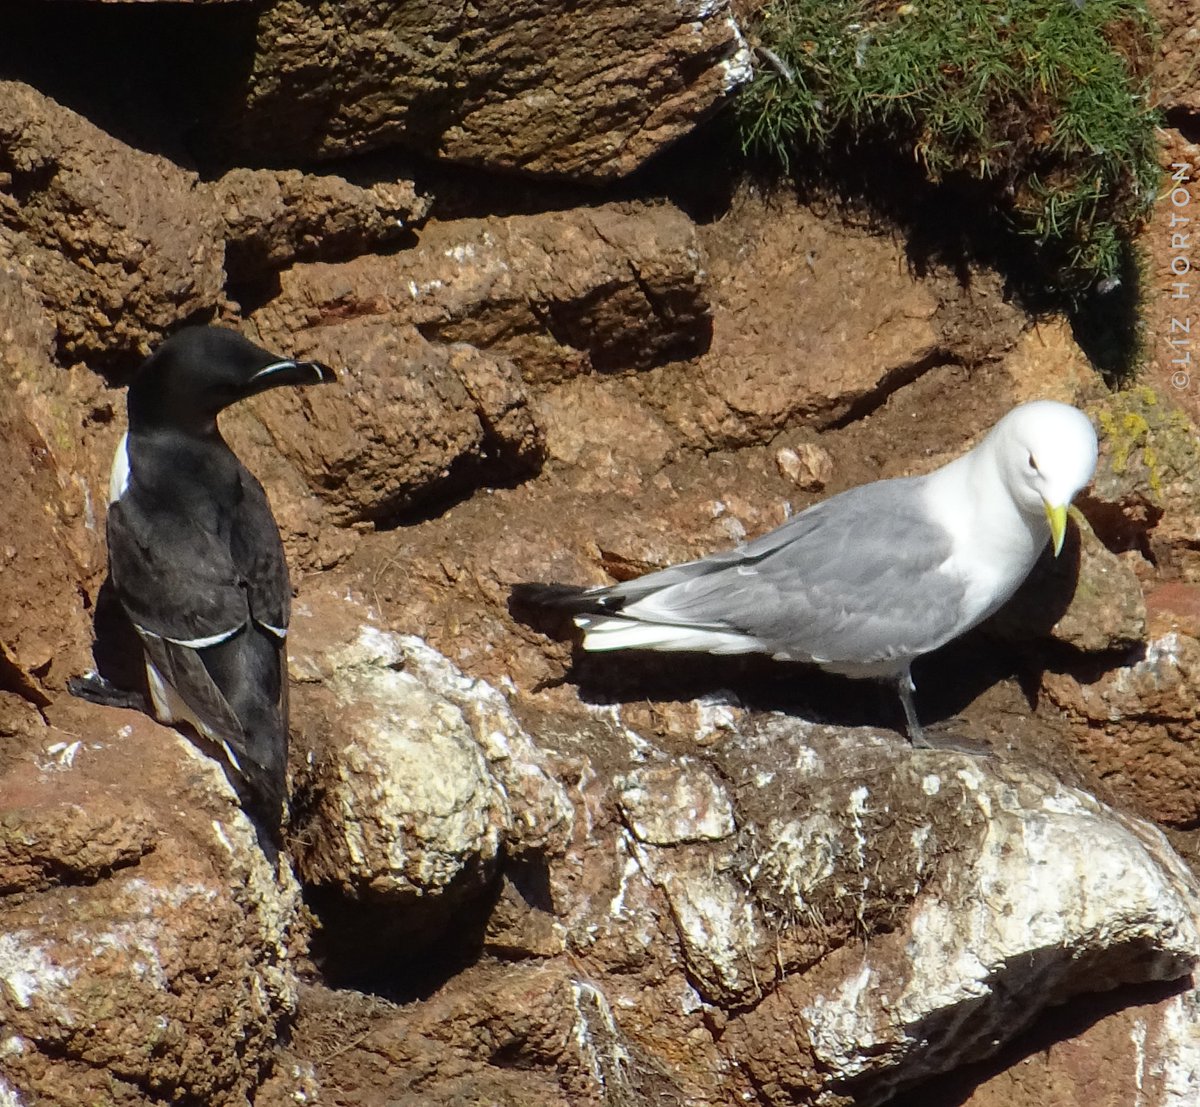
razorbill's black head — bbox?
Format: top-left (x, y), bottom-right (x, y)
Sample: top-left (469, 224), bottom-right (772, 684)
top-left (75, 324), bottom-right (337, 833)
top-left (127, 325), bottom-right (335, 434)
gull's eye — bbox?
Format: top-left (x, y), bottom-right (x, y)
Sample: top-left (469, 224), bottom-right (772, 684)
top-left (1027, 453), bottom-right (1039, 472)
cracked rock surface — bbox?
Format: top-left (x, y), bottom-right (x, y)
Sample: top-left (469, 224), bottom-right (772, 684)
top-left (5, 11), bottom-right (1200, 1103)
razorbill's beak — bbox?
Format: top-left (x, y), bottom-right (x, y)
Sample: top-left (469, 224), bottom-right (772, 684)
top-left (246, 358), bottom-right (336, 395)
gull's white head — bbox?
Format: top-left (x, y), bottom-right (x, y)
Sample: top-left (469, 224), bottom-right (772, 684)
top-left (987, 400), bottom-right (1099, 555)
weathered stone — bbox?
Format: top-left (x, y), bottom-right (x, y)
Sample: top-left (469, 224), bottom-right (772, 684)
top-left (203, 0), bottom-right (752, 181)
top-left (282, 962), bottom-right (656, 1107)
top-left (246, 319), bottom-right (544, 524)
top-left (394, 634), bottom-right (574, 859)
top-left (289, 612), bottom-right (506, 902)
top-left (646, 195), bottom-right (1031, 449)
top-left (943, 979), bottom-right (1200, 1107)
top-left (775, 441), bottom-right (835, 491)
top-left (288, 694), bottom-right (1200, 1106)
top-left (1132, 128), bottom-right (1200, 429)
top-left (616, 760), bottom-right (736, 846)
top-left (1149, 0), bottom-right (1200, 113)
top-left (0, 81), bottom-right (223, 362)
top-left (1044, 631), bottom-right (1200, 827)
top-left (251, 202), bottom-right (710, 386)
top-left (1080, 388), bottom-right (1200, 578)
top-left (286, 587), bottom-right (572, 957)
top-left (532, 376), bottom-right (678, 489)
top-left (988, 509), bottom-right (1147, 654)
top-left (0, 269), bottom-right (102, 700)
top-left (715, 720), bottom-right (1200, 1106)
top-left (1146, 580), bottom-right (1200, 638)
top-left (0, 698), bottom-right (302, 1106)
top-left (212, 167), bottom-right (431, 282)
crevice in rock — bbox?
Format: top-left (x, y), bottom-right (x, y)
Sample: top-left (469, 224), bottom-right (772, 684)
top-left (370, 447), bottom-right (542, 531)
top-left (0, 155), bottom-right (57, 206)
top-left (226, 271), bottom-right (284, 320)
top-left (1, 1), bottom-right (260, 172)
top-left (301, 867), bottom-right (502, 998)
top-left (882, 975), bottom-right (1191, 1107)
top-left (0, 645), bottom-right (51, 709)
top-left (0, 845), bottom-right (154, 897)
top-left (823, 349), bottom-right (960, 432)
top-left (1165, 107), bottom-right (1200, 147)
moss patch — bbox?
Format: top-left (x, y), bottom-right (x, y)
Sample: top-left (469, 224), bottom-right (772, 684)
top-left (1091, 387), bottom-right (1198, 506)
top-left (737, 0), bottom-right (1160, 297)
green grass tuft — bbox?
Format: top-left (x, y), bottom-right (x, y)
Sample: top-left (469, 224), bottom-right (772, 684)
top-left (738, 0), bottom-right (1160, 297)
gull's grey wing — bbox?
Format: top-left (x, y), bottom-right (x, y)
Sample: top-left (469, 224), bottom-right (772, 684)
top-left (610, 476), bottom-right (967, 667)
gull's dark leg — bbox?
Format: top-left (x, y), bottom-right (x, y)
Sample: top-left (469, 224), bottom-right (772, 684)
top-left (896, 670), bottom-right (931, 748)
top-left (897, 670), bottom-right (992, 757)
top-left (67, 672), bottom-right (149, 714)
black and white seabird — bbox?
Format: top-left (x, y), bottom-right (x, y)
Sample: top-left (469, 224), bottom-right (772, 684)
top-left (78, 325), bottom-right (334, 825)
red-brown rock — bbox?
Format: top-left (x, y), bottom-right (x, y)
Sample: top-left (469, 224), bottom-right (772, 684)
top-left (0, 698), bottom-right (303, 1106)
top-left (212, 168), bottom-right (431, 282)
top-left (0, 81), bottom-right (223, 363)
top-left (246, 320), bottom-right (543, 525)
top-left (202, 0), bottom-right (753, 181)
top-left (251, 202), bottom-right (711, 386)
top-left (0, 269), bottom-right (107, 699)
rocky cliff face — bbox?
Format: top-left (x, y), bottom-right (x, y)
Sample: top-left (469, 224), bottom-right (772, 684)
top-left (3, 3), bottom-right (1200, 1106)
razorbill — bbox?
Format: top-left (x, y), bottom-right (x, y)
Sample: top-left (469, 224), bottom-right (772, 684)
top-left (513, 401), bottom-right (1098, 745)
top-left (75, 325), bottom-right (334, 824)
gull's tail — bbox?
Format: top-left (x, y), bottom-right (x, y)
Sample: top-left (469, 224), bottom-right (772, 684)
top-left (510, 581), bottom-right (757, 655)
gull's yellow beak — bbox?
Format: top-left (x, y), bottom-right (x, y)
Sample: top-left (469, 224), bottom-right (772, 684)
top-left (1044, 501), bottom-right (1068, 556)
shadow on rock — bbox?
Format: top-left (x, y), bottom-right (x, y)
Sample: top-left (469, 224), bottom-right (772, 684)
top-left (511, 590), bottom-right (1056, 740)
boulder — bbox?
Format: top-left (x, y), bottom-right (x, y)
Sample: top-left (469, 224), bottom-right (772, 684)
top-left (285, 587), bottom-right (571, 971)
top-left (211, 167), bottom-right (431, 282)
top-left (245, 320), bottom-right (544, 524)
top-left (0, 81), bottom-right (223, 363)
top-left (203, 0), bottom-right (752, 181)
top-left (278, 962), bottom-right (652, 1107)
top-left (0, 697), bottom-right (302, 1106)
top-left (251, 202), bottom-right (711, 386)
top-left (717, 721), bottom-right (1200, 1105)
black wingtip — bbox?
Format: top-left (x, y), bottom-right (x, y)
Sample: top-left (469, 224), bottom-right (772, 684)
top-left (510, 582), bottom-right (594, 611)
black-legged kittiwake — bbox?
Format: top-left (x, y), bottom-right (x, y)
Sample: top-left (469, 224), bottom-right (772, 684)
top-left (513, 400), bottom-right (1099, 745)
top-left (70, 325), bottom-right (335, 824)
